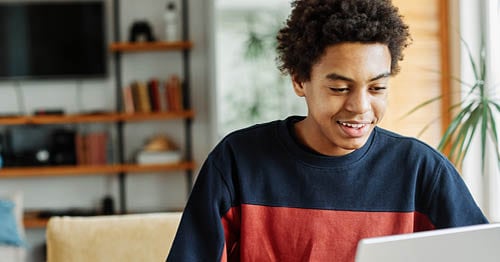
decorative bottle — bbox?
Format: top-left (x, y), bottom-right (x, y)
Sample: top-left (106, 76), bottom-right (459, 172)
top-left (163, 1), bottom-right (179, 41)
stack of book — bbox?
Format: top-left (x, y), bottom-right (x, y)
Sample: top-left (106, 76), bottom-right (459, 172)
top-left (122, 74), bottom-right (184, 114)
top-left (75, 131), bottom-right (109, 165)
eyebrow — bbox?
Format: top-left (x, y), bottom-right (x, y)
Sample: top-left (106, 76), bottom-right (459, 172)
top-left (325, 72), bottom-right (391, 82)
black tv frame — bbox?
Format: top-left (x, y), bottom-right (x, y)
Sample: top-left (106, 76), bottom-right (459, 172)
top-left (0, 0), bottom-right (108, 80)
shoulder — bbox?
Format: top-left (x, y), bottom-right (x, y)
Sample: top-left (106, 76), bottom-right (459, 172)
top-left (208, 119), bottom-right (286, 160)
top-left (220, 120), bottom-right (283, 147)
top-left (375, 127), bottom-right (443, 155)
top-left (373, 127), bottom-right (452, 168)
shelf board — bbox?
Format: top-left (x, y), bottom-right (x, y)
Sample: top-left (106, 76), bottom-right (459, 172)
top-left (109, 41), bottom-right (193, 52)
top-left (0, 111), bottom-right (194, 125)
top-left (0, 165), bottom-right (123, 178)
top-left (24, 212), bottom-right (49, 229)
top-left (120, 110), bottom-right (194, 122)
top-left (0, 113), bottom-right (119, 125)
top-left (122, 161), bottom-right (196, 173)
top-left (0, 162), bottom-right (195, 178)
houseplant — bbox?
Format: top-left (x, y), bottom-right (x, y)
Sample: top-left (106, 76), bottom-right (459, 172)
top-left (405, 39), bottom-right (500, 172)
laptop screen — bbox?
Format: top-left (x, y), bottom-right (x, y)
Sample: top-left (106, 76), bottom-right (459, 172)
top-left (355, 223), bottom-right (500, 262)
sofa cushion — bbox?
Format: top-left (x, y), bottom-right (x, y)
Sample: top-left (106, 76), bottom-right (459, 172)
top-left (0, 200), bottom-right (24, 246)
top-left (0, 191), bottom-right (26, 262)
top-left (46, 212), bottom-right (182, 262)
top-left (0, 191), bottom-right (25, 247)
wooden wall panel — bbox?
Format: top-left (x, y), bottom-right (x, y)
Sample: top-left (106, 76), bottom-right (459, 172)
top-left (380, 0), bottom-right (445, 147)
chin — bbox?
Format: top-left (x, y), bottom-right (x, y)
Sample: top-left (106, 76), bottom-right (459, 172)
top-left (342, 138), bottom-right (368, 150)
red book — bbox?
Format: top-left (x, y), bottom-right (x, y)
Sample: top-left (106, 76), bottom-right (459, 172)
top-left (148, 78), bottom-right (161, 112)
top-left (75, 133), bottom-right (87, 165)
top-left (165, 75), bottom-right (183, 111)
top-left (97, 132), bottom-right (108, 165)
top-left (164, 78), bottom-right (172, 111)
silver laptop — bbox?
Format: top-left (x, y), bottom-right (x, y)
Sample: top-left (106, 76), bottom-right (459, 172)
top-left (355, 223), bottom-right (500, 262)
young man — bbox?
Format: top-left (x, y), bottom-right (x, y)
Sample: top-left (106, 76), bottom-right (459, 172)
top-left (167, 0), bottom-right (488, 261)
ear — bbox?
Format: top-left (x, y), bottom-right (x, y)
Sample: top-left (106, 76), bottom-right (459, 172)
top-left (292, 76), bottom-right (306, 97)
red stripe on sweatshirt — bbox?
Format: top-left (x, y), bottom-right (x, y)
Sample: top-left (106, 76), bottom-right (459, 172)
top-left (221, 204), bottom-right (434, 262)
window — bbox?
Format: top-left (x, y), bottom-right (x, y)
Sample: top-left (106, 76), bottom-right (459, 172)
top-left (214, 0), bottom-right (306, 137)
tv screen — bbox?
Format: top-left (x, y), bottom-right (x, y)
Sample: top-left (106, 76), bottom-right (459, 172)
top-left (0, 1), bottom-right (107, 80)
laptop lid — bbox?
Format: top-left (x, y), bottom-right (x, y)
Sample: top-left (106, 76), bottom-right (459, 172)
top-left (355, 223), bottom-right (500, 262)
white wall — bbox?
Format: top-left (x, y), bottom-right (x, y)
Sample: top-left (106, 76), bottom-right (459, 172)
top-left (0, 0), bottom-right (214, 260)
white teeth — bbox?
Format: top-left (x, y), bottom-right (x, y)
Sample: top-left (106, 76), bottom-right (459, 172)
top-left (340, 122), bottom-right (366, 129)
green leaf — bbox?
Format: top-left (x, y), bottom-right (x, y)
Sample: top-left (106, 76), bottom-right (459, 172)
top-left (451, 75), bottom-right (474, 89)
top-left (449, 123), bottom-right (468, 164)
top-left (244, 30), bottom-right (266, 60)
top-left (489, 99), bottom-right (500, 112)
top-left (450, 106), bottom-right (481, 165)
top-left (486, 104), bottom-right (500, 171)
top-left (459, 110), bottom-right (481, 167)
top-left (399, 95), bottom-right (442, 120)
top-left (416, 117), bottom-right (441, 138)
top-left (480, 103), bottom-right (488, 171)
top-left (479, 38), bottom-right (487, 87)
top-left (460, 36), bottom-right (479, 80)
top-left (438, 102), bottom-right (475, 150)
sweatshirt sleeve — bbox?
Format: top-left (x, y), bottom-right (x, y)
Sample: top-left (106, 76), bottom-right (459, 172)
top-left (166, 151), bottom-right (235, 261)
top-left (425, 159), bottom-right (489, 228)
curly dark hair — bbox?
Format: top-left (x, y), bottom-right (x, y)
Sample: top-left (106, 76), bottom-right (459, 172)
top-left (276, 0), bottom-right (411, 82)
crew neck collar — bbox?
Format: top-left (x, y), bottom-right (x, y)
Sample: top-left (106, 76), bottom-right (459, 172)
top-left (279, 115), bottom-right (376, 168)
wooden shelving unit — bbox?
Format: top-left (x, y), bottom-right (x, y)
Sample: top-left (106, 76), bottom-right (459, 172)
top-left (108, 0), bottom-right (194, 215)
top-left (1, 0), bottom-right (194, 229)
top-left (1, 108), bottom-right (196, 228)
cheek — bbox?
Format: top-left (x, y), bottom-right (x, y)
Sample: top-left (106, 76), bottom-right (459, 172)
top-left (372, 97), bottom-right (388, 118)
top-left (307, 94), bottom-right (343, 116)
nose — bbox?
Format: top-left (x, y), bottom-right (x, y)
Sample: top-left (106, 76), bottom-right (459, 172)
top-left (345, 89), bottom-right (370, 114)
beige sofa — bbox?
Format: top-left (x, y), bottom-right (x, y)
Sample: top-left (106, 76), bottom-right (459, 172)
top-left (45, 212), bottom-right (182, 262)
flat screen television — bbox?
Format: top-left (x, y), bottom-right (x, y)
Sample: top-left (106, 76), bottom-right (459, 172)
top-left (0, 1), bottom-right (107, 80)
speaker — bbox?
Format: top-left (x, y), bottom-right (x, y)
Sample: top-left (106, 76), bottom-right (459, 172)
top-left (51, 129), bottom-right (77, 165)
top-left (3, 126), bottom-right (52, 166)
top-left (2, 126), bottom-right (76, 167)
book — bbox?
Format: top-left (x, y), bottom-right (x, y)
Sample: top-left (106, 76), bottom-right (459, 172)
top-left (122, 85), bottom-right (135, 113)
top-left (165, 74), bottom-right (183, 111)
top-left (136, 81), bottom-right (151, 113)
top-left (130, 81), bottom-right (142, 112)
top-left (75, 131), bottom-right (108, 165)
top-left (75, 133), bottom-right (87, 165)
top-left (147, 78), bottom-right (162, 112)
top-left (136, 150), bottom-right (182, 165)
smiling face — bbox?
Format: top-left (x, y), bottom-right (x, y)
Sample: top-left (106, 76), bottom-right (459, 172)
top-left (292, 42), bottom-right (391, 156)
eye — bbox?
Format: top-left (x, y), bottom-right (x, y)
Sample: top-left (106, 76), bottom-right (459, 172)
top-left (370, 86), bottom-right (387, 92)
top-left (329, 87), bottom-right (350, 93)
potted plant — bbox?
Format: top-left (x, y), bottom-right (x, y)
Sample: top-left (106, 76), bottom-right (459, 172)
top-left (405, 39), bottom-right (500, 172)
